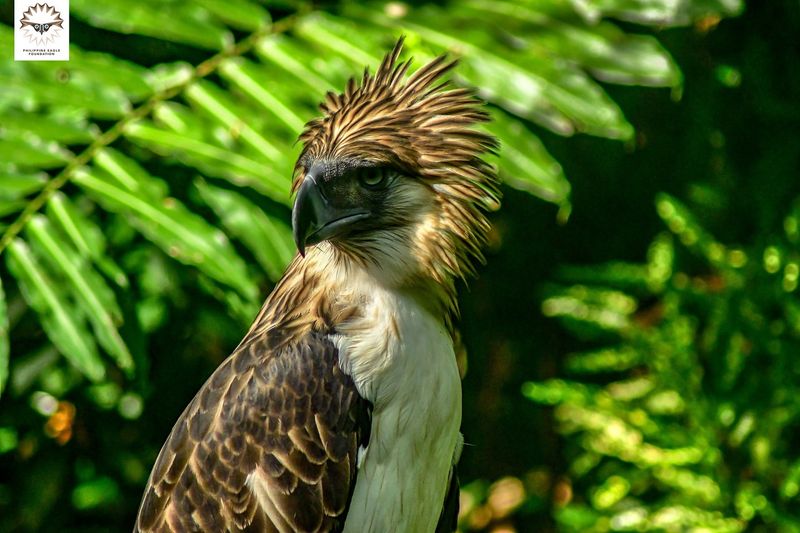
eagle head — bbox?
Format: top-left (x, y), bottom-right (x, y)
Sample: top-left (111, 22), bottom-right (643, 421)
top-left (291, 38), bottom-right (500, 297)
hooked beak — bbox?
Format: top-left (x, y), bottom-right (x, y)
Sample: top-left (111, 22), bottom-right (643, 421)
top-left (291, 175), bottom-right (370, 256)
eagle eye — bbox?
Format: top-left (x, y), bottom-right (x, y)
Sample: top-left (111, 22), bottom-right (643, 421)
top-left (356, 167), bottom-right (393, 190)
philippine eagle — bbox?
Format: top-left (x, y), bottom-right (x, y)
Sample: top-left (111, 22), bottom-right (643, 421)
top-left (135, 38), bottom-right (500, 532)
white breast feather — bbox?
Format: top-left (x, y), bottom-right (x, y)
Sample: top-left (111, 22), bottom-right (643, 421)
top-left (331, 269), bottom-right (462, 533)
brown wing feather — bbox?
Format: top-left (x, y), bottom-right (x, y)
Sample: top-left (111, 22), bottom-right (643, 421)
top-left (135, 331), bottom-right (371, 532)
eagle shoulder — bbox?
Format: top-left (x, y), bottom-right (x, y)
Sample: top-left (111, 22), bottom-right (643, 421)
top-left (135, 330), bottom-right (372, 532)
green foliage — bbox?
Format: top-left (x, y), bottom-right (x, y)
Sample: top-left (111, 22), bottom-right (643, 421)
top-left (0, 0), bottom-right (730, 401)
top-left (0, 0), bottom-right (739, 395)
top-left (0, 0), bottom-right (756, 530)
top-left (529, 193), bottom-right (800, 530)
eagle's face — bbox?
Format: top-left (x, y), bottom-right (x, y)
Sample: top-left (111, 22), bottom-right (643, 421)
top-left (290, 40), bottom-right (500, 292)
top-left (291, 151), bottom-right (441, 291)
top-left (292, 155), bottom-right (436, 265)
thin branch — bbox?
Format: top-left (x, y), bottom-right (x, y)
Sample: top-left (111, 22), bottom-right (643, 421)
top-left (0, 13), bottom-right (300, 254)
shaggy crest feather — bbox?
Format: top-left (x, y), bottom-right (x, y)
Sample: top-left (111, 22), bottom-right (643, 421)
top-left (295, 37), bottom-right (501, 288)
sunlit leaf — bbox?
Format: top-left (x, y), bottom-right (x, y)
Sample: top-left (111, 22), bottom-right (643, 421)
top-left (152, 101), bottom-right (210, 138)
top-left (656, 193), bottom-right (729, 268)
top-left (566, 346), bottom-right (642, 373)
top-left (522, 379), bottom-right (594, 405)
top-left (254, 34), bottom-right (343, 99)
top-left (183, 81), bottom-right (284, 162)
top-left (46, 192), bottom-right (129, 288)
top-left (218, 59), bottom-right (308, 133)
top-left (123, 120), bottom-right (290, 205)
top-left (364, 7), bottom-right (634, 138)
top-left (569, 0), bottom-right (743, 26)
top-left (92, 147), bottom-right (168, 199)
top-left (74, 169), bottom-right (259, 302)
top-left (194, 0), bottom-right (271, 32)
top-left (294, 13), bottom-right (382, 70)
top-left (26, 215), bottom-right (133, 374)
top-left (146, 62), bottom-right (195, 93)
top-left (542, 285), bottom-right (637, 332)
top-left (486, 109), bottom-right (570, 205)
top-left (465, 0), bottom-right (681, 87)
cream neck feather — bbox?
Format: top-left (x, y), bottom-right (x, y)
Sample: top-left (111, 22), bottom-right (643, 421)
top-left (309, 246), bottom-right (461, 533)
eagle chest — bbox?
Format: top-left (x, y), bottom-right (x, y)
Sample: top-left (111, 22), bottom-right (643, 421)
top-left (333, 288), bottom-right (463, 533)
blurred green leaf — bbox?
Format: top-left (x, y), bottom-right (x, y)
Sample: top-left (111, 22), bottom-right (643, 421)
top-left (218, 59), bottom-right (308, 133)
top-left (254, 34), bottom-right (341, 99)
top-left (92, 147), bottom-right (168, 199)
top-left (656, 193), bottom-right (729, 267)
top-left (71, 476), bottom-right (120, 510)
top-left (194, 0), bottom-right (271, 32)
top-left (195, 179), bottom-right (294, 280)
top-left (123, 120), bottom-right (290, 204)
top-left (0, 173), bottom-right (48, 200)
top-left (71, 0), bottom-right (232, 50)
top-left (542, 285), bottom-right (637, 332)
top-left (26, 215), bottom-right (133, 374)
top-left (74, 169), bottom-right (258, 301)
top-left (294, 13), bottom-right (382, 70)
top-left (467, 0), bottom-right (681, 87)
top-left (0, 28), bottom-right (139, 118)
top-left (0, 112), bottom-right (96, 145)
top-left (0, 199), bottom-right (26, 218)
top-left (46, 192), bottom-right (129, 288)
top-left (486, 109), bottom-right (570, 205)
top-left (569, 0), bottom-right (743, 26)
top-left (0, 276), bottom-right (7, 396)
top-left (566, 346), bottom-right (642, 373)
top-left (5, 239), bottom-right (104, 382)
top-left (183, 81), bottom-right (284, 162)
top-left (63, 48), bottom-right (154, 101)
top-left (0, 427), bottom-right (17, 454)
top-left (367, 7), bottom-right (634, 138)
top-left (0, 134), bottom-right (71, 169)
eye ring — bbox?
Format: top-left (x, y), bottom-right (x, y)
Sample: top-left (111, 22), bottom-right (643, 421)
top-left (357, 168), bottom-right (393, 190)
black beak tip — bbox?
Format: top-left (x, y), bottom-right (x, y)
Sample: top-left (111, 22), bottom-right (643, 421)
top-left (292, 178), bottom-right (312, 258)
top-left (292, 213), bottom-right (307, 258)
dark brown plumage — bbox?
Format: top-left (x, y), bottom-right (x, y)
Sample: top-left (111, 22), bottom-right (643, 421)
top-left (135, 37), bottom-right (499, 533)
top-left (136, 333), bottom-right (370, 532)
